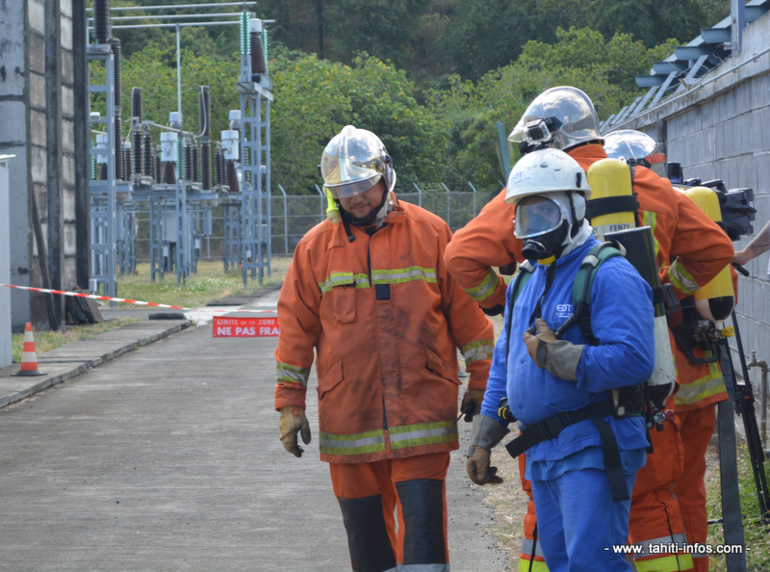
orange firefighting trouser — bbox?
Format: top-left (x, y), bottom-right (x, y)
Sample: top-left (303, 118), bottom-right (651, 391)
top-left (674, 403), bottom-right (717, 572)
top-left (519, 454), bottom-right (548, 572)
top-left (629, 397), bottom-right (694, 571)
top-left (329, 452), bottom-right (450, 571)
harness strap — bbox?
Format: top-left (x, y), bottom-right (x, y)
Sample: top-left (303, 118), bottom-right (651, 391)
top-left (504, 400), bottom-right (632, 502)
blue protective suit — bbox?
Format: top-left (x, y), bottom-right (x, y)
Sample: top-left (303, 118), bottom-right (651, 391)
top-left (481, 235), bottom-right (655, 571)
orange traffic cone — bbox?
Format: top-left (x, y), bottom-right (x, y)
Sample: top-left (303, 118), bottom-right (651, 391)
top-left (14, 322), bottom-right (46, 377)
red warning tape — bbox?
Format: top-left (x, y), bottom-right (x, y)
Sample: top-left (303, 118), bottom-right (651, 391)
top-left (0, 283), bottom-right (276, 314)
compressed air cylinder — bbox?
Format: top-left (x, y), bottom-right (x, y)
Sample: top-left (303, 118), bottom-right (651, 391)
top-left (606, 226), bottom-right (675, 410)
top-left (684, 186), bottom-right (735, 326)
top-left (586, 158), bottom-right (637, 240)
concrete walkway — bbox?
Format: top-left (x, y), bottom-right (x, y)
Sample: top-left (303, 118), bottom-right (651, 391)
top-left (0, 291), bottom-right (508, 571)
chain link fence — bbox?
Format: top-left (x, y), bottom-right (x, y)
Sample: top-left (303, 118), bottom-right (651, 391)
top-left (132, 182), bottom-right (501, 262)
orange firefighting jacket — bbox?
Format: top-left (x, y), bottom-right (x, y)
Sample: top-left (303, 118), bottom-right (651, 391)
top-left (445, 144), bottom-right (734, 309)
top-left (274, 196), bottom-right (495, 464)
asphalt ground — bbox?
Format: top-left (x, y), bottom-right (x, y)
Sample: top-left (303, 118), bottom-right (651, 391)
top-left (0, 290), bottom-right (508, 571)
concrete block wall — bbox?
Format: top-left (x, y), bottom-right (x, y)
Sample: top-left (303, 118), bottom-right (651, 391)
top-left (619, 12), bottom-right (770, 367)
top-left (0, 0), bottom-right (79, 331)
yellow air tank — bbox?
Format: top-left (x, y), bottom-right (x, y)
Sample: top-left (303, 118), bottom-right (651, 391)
top-left (684, 186), bottom-right (735, 326)
top-left (586, 158), bottom-right (638, 241)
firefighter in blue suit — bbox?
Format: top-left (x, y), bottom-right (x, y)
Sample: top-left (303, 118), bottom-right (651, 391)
top-left (466, 148), bottom-right (656, 572)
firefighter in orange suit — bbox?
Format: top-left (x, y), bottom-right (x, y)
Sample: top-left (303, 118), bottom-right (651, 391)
top-left (274, 125), bottom-right (495, 572)
top-left (605, 129), bottom-right (739, 572)
top-left (446, 87), bottom-right (733, 572)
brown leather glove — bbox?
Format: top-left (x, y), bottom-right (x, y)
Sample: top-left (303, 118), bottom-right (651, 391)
top-left (466, 447), bottom-right (503, 485)
top-left (278, 406), bottom-right (311, 457)
top-left (523, 318), bottom-right (557, 367)
top-left (523, 318), bottom-right (583, 381)
top-left (459, 388), bottom-right (485, 422)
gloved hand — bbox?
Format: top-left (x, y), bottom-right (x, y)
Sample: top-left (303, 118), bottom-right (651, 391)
top-left (278, 406), bottom-right (311, 457)
top-left (467, 446), bottom-right (503, 485)
top-left (459, 388), bottom-right (485, 422)
top-left (481, 304), bottom-right (505, 317)
top-left (523, 318), bottom-right (583, 381)
top-left (466, 414), bottom-right (509, 485)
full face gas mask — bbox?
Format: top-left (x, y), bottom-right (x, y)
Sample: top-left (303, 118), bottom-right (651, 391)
top-left (515, 195), bottom-right (571, 262)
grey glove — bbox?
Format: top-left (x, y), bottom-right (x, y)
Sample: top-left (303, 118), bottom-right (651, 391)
top-left (278, 406), bottom-right (311, 457)
top-left (523, 318), bottom-right (583, 381)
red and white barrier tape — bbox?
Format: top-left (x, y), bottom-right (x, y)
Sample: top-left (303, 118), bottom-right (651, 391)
top-left (0, 283), bottom-right (276, 314)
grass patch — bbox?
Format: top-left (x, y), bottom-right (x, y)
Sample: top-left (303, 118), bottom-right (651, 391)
top-left (10, 257), bottom-right (292, 362)
top-left (706, 439), bottom-right (770, 571)
top-left (114, 258), bottom-right (291, 309)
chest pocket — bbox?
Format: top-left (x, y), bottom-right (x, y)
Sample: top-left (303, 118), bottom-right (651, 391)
top-left (328, 271), bottom-right (358, 324)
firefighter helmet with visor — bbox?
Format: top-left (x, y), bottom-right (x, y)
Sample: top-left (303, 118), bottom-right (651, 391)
top-left (320, 125), bottom-right (396, 199)
top-left (604, 129), bottom-right (667, 177)
top-left (509, 86), bottom-right (602, 151)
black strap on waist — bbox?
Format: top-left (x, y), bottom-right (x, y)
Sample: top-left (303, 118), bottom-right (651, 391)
top-left (504, 400), bottom-right (632, 502)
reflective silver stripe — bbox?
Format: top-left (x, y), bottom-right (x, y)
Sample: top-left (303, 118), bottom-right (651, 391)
top-left (276, 363), bottom-right (310, 387)
top-left (520, 537), bottom-right (545, 558)
top-left (397, 564), bottom-right (448, 571)
top-left (465, 269), bottom-right (499, 302)
top-left (675, 364), bottom-right (726, 406)
top-left (319, 430), bottom-right (386, 456)
top-left (461, 339), bottom-right (494, 364)
top-left (390, 421), bottom-right (457, 450)
top-left (372, 266), bottom-right (437, 285)
top-left (668, 259), bottom-right (699, 295)
top-left (630, 534), bottom-right (689, 558)
top-left (318, 272), bottom-right (370, 292)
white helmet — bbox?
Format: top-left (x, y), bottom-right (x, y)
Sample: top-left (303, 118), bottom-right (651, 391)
top-left (320, 125), bottom-right (396, 199)
top-left (505, 149), bottom-right (592, 261)
top-left (604, 129), bottom-right (666, 176)
top-left (505, 148), bottom-right (591, 205)
top-left (508, 86), bottom-right (602, 151)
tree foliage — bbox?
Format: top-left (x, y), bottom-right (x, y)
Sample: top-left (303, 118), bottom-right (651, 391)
top-left (108, 0), bottom-right (729, 197)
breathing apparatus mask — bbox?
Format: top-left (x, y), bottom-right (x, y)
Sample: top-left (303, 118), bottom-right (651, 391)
top-left (514, 192), bottom-right (587, 263)
top-left (505, 148), bottom-right (593, 264)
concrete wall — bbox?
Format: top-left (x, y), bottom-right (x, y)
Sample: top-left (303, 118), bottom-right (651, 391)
top-left (0, 0), bottom-right (82, 332)
top-left (616, 12), bottom-right (770, 363)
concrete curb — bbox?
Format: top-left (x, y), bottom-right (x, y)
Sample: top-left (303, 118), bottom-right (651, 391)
top-left (0, 319), bottom-right (191, 410)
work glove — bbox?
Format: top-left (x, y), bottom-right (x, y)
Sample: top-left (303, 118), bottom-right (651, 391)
top-left (481, 304), bottom-right (505, 317)
top-left (278, 406), bottom-right (311, 458)
top-left (523, 318), bottom-right (583, 381)
top-left (467, 446), bottom-right (503, 486)
top-left (466, 414), bottom-right (509, 485)
top-left (459, 388), bottom-right (485, 422)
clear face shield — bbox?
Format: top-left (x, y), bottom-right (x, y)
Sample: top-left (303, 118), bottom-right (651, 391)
top-left (514, 196), bottom-right (567, 239)
top-left (320, 127), bottom-right (388, 199)
top-left (604, 130), bottom-right (667, 177)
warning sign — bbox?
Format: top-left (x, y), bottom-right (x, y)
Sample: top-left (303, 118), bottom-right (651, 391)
top-left (213, 316), bottom-right (280, 337)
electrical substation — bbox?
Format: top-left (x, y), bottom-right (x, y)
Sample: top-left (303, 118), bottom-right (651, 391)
top-left (87, 1), bottom-right (272, 298)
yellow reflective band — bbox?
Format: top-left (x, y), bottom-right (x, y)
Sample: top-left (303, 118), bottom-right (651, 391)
top-left (461, 339), bottom-right (494, 364)
top-left (640, 211), bottom-right (661, 260)
top-left (675, 360), bottom-right (725, 406)
top-left (319, 429), bottom-right (386, 456)
top-left (318, 272), bottom-right (370, 292)
top-left (371, 266), bottom-right (438, 285)
top-left (276, 362), bottom-right (310, 387)
top-left (518, 556), bottom-right (549, 572)
top-left (634, 554), bottom-right (694, 572)
top-left (389, 420), bottom-right (458, 450)
top-left (465, 269), bottom-right (499, 303)
top-left (668, 259), bottom-right (699, 295)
